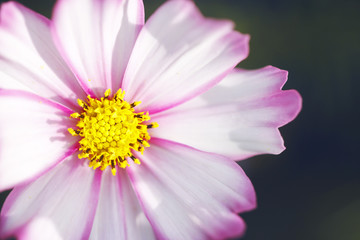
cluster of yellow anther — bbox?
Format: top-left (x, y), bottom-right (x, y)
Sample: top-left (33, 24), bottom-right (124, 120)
top-left (68, 89), bottom-right (158, 176)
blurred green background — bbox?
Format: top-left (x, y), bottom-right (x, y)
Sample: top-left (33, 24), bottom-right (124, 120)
top-left (1, 0), bottom-right (359, 239)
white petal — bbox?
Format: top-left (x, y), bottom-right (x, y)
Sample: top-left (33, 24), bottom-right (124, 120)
top-left (151, 67), bottom-right (302, 160)
top-left (0, 90), bottom-right (77, 191)
top-left (128, 139), bottom-right (256, 240)
top-left (122, 0), bottom-right (249, 113)
top-left (0, 2), bottom-right (85, 110)
top-left (15, 218), bottom-right (63, 240)
top-left (52, 0), bottom-right (144, 97)
top-left (90, 169), bottom-right (155, 240)
top-left (0, 155), bottom-right (101, 240)
top-left (192, 66), bottom-right (290, 104)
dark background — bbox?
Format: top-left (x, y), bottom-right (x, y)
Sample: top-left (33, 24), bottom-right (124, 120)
top-left (1, 0), bottom-right (359, 239)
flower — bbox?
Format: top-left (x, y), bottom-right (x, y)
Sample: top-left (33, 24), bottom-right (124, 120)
top-left (0, 0), bottom-right (301, 239)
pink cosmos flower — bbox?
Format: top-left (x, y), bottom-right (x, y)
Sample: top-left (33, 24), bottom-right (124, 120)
top-left (0, 0), bottom-right (301, 239)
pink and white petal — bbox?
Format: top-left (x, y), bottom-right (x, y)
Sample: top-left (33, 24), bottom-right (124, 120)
top-left (122, 0), bottom-right (249, 113)
top-left (0, 2), bottom-right (85, 110)
top-left (52, 0), bottom-right (144, 98)
top-left (0, 155), bottom-right (101, 240)
top-left (0, 89), bottom-right (78, 191)
top-left (128, 139), bottom-right (256, 240)
top-left (151, 67), bottom-right (302, 160)
top-left (90, 169), bottom-right (155, 240)
top-left (185, 66), bottom-right (290, 106)
top-left (15, 217), bottom-right (63, 240)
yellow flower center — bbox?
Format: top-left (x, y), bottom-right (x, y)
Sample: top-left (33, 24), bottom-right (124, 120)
top-left (68, 89), bottom-right (158, 176)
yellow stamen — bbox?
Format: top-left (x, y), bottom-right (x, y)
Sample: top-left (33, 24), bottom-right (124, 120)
top-left (68, 89), bottom-right (158, 175)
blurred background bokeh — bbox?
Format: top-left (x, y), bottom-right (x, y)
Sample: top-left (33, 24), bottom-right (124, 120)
top-left (1, 0), bottom-right (359, 239)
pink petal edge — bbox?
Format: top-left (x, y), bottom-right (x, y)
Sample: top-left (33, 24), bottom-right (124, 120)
top-left (0, 89), bottom-right (78, 191)
top-left (89, 169), bottom-right (155, 240)
top-left (51, 0), bottom-right (145, 99)
top-left (127, 138), bottom-right (256, 239)
top-left (0, 1), bottom-right (86, 111)
top-left (150, 66), bottom-right (302, 160)
top-left (0, 155), bottom-right (102, 240)
top-left (122, 0), bottom-right (249, 114)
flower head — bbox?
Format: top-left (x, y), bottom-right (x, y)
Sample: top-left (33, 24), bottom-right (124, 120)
top-left (0, 0), bottom-right (301, 239)
top-left (69, 89), bottom-right (157, 174)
